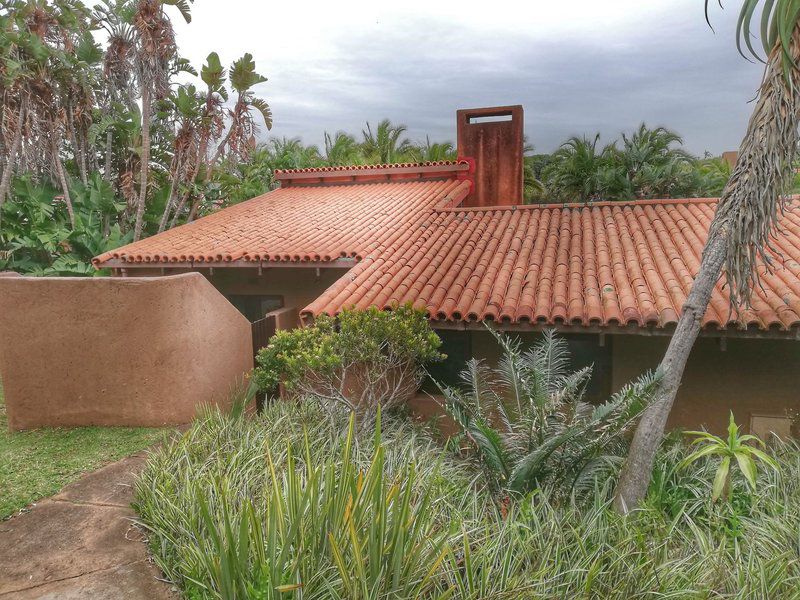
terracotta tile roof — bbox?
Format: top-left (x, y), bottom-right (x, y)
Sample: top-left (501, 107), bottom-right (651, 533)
top-left (94, 158), bottom-right (800, 333)
top-left (92, 168), bottom-right (471, 266)
top-left (304, 198), bottom-right (800, 332)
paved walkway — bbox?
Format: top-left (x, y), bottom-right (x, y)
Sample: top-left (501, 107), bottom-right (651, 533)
top-left (0, 453), bottom-right (178, 599)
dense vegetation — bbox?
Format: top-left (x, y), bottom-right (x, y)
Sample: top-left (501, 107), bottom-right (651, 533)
top-left (137, 321), bottom-right (800, 599)
top-left (135, 395), bottom-right (800, 599)
top-left (0, 1), bottom-right (738, 277)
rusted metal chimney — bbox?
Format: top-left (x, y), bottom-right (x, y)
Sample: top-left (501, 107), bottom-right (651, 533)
top-left (456, 105), bottom-right (524, 207)
top-left (722, 150), bottom-right (738, 169)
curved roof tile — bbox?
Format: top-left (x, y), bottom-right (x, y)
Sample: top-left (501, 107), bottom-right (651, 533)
top-left (303, 198), bottom-right (800, 332)
top-left (93, 164), bottom-right (800, 333)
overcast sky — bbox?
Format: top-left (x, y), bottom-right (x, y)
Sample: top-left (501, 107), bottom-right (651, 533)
top-left (172, 0), bottom-right (763, 156)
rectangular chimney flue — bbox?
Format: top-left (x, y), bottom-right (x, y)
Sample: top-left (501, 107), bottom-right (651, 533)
top-left (456, 105), bottom-right (524, 207)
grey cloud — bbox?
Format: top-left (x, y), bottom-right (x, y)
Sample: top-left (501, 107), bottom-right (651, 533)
top-left (259, 7), bottom-right (763, 156)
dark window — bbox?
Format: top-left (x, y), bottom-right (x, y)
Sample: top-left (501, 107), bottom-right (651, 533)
top-left (560, 334), bottom-right (613, 404)
top-left (227, 295), bottom-right (284, 322)
top-left (422, 330), bottom-right (472, 392)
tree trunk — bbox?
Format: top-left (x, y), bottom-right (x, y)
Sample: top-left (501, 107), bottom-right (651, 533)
top-left (169, 187), bottom-right (192, 228)
top-left (169, 149), bottom-right (202, 229)
top-left (613, 231), bottom-right (727, 513)
top-left (158, 151), bottom-right (182, 233)
top-left (53, 139), bottom-right (76, 228)
top-left (0, 104), bottom-right (25, 209)
top-left (68, 107), bottom-right (88, 186)
top-left (104, 128), bottom-right (113, 182)
top-left (133, 86), bottom-right (151, 242)
top-left (613, 31), bottom-right (800, 514)
top-left (187, 190), bottom-right (205, 223)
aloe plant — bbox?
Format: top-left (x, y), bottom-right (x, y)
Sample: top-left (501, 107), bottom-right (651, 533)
top-left (680, 412), bottom-right (779, 502)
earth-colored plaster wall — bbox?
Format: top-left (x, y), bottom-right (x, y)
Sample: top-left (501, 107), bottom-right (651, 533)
top-left (0, 273), bottom-right (253, 430)
top-left (611, 335), bottom-right (800, 435)
top-left (432, 330), bottom-right (800, 436)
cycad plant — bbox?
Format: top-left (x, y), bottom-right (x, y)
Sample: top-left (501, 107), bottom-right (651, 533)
top-left (437, 329), bottom-right (660, 498)
top-left (680, 412), bottom-right (779, 502)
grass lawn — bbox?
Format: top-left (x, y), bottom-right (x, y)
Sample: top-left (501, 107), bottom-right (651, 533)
top-left (0, 385), bottom-right (166, 519)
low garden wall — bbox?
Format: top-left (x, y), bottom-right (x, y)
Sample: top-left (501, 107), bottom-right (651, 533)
top-left (0, 273), bottom-right (253, 430)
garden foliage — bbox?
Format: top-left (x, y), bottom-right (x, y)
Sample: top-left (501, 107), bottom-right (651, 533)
top-left (439, 329), bottom-right (660, 498)
top-left (253, 305), bottom-right (443, 412)
top-left (136, 396), bottom-right (800, 599)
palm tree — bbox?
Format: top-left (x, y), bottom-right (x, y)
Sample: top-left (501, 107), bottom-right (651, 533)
top-left (438, 329), bottom-right (659, 499)
top-left (694, 156), bottom-right (733, 196)
top-left (361, 119), bottom-right (412, 163)
top-left (0, 0), bottom-right (96, 225)
top-left (94, 0), bottom-right (137, 189)
top-left (614, 1), bottom-right (800, 513)
top-left (542, 135), bottom-right (615, 202)
top-left (167, 50), bottom-right (226, 228)
top-left (210, 53), bottom-right (272, 166)
top-left (131, 0), bottom-right (189, 241)
top-left (265, 137), bottom-right (321, 170)
top-left (323, 131), bottom-right (363, 165)
top-left (157, 83), bottom-right (201, 232)
top-left (410, 136), bottom-right (456, 162)
top-left (614, 124), bottom-right (695, 198)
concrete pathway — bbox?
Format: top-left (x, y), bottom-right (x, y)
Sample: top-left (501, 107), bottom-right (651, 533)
top-left (0, 453), bottom-right (178, 599)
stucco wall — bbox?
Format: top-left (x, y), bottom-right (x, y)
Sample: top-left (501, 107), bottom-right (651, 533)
top-left (424, 329), bottom-right (800, 436)
top-left (611, 335), bottom-right (800, 434)
top-left (0, 273), bottom-right (253, 430)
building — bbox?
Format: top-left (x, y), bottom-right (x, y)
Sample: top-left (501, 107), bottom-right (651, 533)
top-left (93, 106), bottom-right (800, 436)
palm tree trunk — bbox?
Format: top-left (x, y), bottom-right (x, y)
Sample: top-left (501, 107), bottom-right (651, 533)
top-left (169, 148), bottom-right (203, 229)
top-left (0, 104), bottom-right (25, 208)
top-left (67, 107), bottom-right (88, 186)
top-left (158, 151), bottom-right (182, 233)
top-left (613, 31), bottom-right (800, 514)
top-left (133, 86), bottom-right (151, 241)
top-left (104, 128), bottom-right (113, 182)
top-left (169, 187), bottom-right (192, 229)
top-left (186, 192), bottom-right (203, 222)
top-left (210, 97), bottom-right (241, 168)
top-left (53, 139), bottom-right (76, 228)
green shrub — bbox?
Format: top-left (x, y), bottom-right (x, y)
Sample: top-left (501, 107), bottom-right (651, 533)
top-left (253, 305), bottom-right (443, 412)
top-left (680, 411), bottom-right (779, 502)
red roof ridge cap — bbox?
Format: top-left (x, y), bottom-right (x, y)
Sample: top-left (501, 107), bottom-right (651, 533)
top-left (274, 160), bottom-right (472, 186)
top-left (274, 159), bottom-right (469, 176)
top-left (436, 197), bottom-right (725, 213)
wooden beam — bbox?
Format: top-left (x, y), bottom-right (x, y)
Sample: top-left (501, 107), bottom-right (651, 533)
top-left (274, 162), bottom-right (470, 184)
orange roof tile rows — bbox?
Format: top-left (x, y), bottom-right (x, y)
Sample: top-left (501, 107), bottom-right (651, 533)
top-left (305, 198), bottom-right (800, 331)
top-left (96, 163), bottom-right (800, 332)
top-left (93, 177), bottom-right (469, 265)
